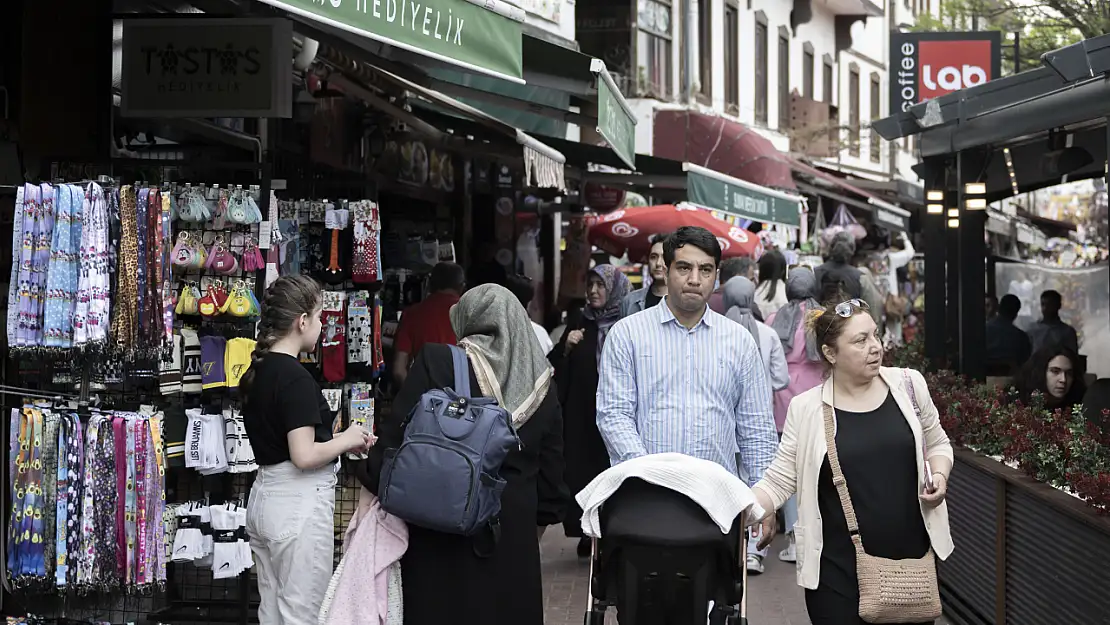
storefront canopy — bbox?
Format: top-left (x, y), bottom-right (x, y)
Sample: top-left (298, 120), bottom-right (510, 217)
top-left (790, 160), bottom-right (912, 232)
top-left (255, 0), bottom-right (527, 82)
top-left (576, 152), bottom-right (804, 227)
top-left (412, 33), bottom-right (638, 169)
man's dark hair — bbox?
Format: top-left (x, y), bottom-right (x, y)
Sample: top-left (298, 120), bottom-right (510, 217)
top-left (649, 232), bottom-right (671, 247)
top-left (429, 262), bottom-right (466, 293)
top-left (505, 273), bottom-right (535, 309)
top-left (1041, 289), bottom-right (1062, 307)
top-left (999, 294), bottom-right (1021, 320)
top-left (720, 257), bottom-right (755, 284)
top-left (663, 226), bottom-right (722, 268)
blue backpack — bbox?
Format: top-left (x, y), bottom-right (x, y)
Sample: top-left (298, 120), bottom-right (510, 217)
top-left (379, 345), bottom-right (520, 536)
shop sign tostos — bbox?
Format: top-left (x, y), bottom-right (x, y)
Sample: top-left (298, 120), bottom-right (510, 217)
top-left (595, 67), bottom-right (636, 170)
top-left (121, 18), bottom-right (293, 118)
top-left (258, 0), bottom-right (524, 82)
top-left (685, 165), bottom-right (801, 227)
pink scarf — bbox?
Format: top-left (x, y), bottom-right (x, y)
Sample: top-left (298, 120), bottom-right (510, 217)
top-left (324, 488), bottom-right (408, 625)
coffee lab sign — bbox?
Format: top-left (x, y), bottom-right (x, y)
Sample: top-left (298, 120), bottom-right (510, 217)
top-left (889, 31), bottom-right (1000, 115)
top-left (121, 18), bottom-right (293, 118)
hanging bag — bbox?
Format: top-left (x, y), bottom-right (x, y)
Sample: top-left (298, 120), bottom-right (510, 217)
top-left (821, 391), bottom-right (942, 624)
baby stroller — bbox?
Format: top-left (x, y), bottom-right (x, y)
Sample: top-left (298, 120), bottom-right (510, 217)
top-left (583, 477), bottom-right (749, 625)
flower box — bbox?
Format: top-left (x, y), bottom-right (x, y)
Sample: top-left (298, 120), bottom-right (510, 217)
top-left (941, 448), bottom-right (1110, 624)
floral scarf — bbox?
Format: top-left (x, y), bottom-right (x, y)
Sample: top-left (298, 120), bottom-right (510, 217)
top-left (580, 264), bottom-right (631, 364)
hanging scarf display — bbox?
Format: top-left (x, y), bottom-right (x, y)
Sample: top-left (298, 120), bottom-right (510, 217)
top-left (10, 408), bottom-right (167, 591)
top-left (13, 184), bottom-right (53, 348)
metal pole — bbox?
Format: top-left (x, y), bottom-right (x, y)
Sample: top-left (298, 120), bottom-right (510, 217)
top-left (1013, 30), bottom-right (1021, 73)
top-left (957, 150), bottom-right (987, 381)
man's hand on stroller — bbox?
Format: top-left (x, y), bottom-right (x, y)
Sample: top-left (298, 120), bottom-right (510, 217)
top-left (756, 515), bottom-right (777, 550)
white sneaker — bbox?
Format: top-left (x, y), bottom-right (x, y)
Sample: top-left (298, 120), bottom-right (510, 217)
top-left (746, 554), bottom-right (765, 574)
top-left (778, 540), bottom-right (797, 563)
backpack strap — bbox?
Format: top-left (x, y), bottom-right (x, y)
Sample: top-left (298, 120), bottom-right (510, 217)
top-left (449, 344), bottom-right (472, 398)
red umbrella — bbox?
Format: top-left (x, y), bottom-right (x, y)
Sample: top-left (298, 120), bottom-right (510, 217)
top-left (588, 204), bottom-right (763, 262)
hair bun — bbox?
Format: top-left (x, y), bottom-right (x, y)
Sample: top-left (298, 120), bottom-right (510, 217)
top-left (804, 307), bottom-right (826, 332)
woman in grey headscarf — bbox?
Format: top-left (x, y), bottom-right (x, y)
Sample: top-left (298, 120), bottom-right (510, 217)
top-left (723, 277), bottom-right (789, 391)
top-left (370, 283), bottom-right (569, 625)
top-left (722, 276), bottom-right (788, 574)
top-left (764, 268), bottom-right (825, 565)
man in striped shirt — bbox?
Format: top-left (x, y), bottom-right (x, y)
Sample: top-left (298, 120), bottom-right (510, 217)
top-left (596, 226), bottom-right (779, 555)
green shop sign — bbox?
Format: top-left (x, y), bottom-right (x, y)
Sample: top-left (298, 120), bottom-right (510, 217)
top-left (684, 163), bottom-right (801, 227)
top-left (258, 0), bottom-right (524, 82)
top-left (595, 62), bottom-right (636, 170)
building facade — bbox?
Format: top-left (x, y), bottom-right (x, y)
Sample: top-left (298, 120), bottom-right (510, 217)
top-left (574, 0), bottom-right (940, 186)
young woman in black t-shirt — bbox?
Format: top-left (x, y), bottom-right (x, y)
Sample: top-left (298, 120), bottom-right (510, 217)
top-left (240, 275), bottom-right (373, 625)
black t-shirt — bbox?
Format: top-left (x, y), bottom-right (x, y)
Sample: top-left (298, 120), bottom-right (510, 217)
top-left (242, 352), bottom-right (334, 466)
top-left (817, 392), bottom-right (931, 598)
top-left (644, 290), bottom-right (663, 311)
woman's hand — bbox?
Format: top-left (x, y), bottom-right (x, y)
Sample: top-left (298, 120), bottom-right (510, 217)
top-left (340, 425), bottom-right (374, 454)
top-left (919, 473), bottom-right (948, 508)
top-left (564, 329), bottom-right (584, 353)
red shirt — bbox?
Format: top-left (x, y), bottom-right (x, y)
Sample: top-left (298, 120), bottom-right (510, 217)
top-left (394, 292), bottom-right (460, 357)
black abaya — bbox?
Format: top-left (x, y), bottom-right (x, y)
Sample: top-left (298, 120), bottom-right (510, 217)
top-left (379, 343), bottom-right (569, 625)
top-left (549, 320), bottom-right (611, 538)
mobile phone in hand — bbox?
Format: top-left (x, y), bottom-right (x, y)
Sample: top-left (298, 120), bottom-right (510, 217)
top-left (923, 459), bottom-right (936, 494)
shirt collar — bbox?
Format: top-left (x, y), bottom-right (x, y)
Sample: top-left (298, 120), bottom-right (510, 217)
top-left (656, 296), bottom-right (714, 329)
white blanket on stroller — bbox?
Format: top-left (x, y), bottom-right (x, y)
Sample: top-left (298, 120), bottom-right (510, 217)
top-left (575, 453), bottom-right (765, 538)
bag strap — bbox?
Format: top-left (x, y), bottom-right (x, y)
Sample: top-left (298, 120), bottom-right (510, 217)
top-left (821, 392), bottom-right (867, 555)
top-left (448, 344), bottom-right (472, 399)
top-left (902, 368), bottom-right (932, 479)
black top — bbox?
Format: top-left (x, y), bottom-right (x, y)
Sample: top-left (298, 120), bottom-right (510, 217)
top-left (375, 343), bottom-right (568, 625)
top-left (985, 316), bottom-right (1032, 373)
top-left (817, 392), bottom-right (931, 598)
top-left (548, 319), bottom-right (610, 538)
top-left (644, 289), bottom-right (663, 311)
top-left (242, 352), bottom-right (334, 466)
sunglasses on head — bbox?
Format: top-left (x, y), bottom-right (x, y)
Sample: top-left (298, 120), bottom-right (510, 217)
top-left (833, 299), bottom-right (870, 318)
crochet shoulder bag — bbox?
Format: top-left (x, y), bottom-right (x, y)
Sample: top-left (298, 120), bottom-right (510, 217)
top-left (821, 394), bottom-right (942, 623)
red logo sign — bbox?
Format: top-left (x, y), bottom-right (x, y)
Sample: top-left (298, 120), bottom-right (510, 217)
top-left (918, 40), bottom-right (993, 100)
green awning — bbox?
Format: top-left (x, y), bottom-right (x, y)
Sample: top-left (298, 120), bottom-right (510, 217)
top-left (257, 0), bottom-right (526, 82)
top-left (521, 35), bottom-right (636, 169)
top-left (683, 163), bottom-right (803, 227)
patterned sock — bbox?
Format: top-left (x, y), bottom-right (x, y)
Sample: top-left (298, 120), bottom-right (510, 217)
top-left (321, 310), bottom-right (347, 383)
top-left (159, 332), bottom-right (183, 395)
top-left (181, 329), bottom-right (202, 394)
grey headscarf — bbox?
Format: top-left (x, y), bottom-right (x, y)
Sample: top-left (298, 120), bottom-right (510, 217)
top-left (450, 284), bottom-right (554, 428)
top-left (722, 277), bottom-right (763, 356)
top-left (769, 269), bottom-right (823, 362)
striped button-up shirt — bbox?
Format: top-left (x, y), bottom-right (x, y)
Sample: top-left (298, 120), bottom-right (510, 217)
top-left (596, 298), bottom-right (778, 484)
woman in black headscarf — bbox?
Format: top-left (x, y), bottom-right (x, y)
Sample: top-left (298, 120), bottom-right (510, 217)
top-left (549, 264), bottom-right (631, 556)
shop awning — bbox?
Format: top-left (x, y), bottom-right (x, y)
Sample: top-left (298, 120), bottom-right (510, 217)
top-left (683, 164), bottom-right (803, 227)
top-left (653, 110), bottom-right (797, 191)
top-left (362, 63), bottom-right (566, 189)
top-left (520, 36), bottom-right (636, 169)
top-left (791, 160), bottom-right (912, 232)
top-left (414, 33), bottom-right (638, 169)
top-left (255, 0), bottom-right (526, 82)
top-left (796, 182), bottom-right (911, 232)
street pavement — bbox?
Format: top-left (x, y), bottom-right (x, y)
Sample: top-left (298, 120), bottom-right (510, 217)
top-left (541, 532), bottom-right (950, 625)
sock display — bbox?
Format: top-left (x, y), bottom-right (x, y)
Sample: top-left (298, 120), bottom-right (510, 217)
top-left (160, 332), bottom-right (183, 395)
top-left (181, 329), bottom-right (202, 394)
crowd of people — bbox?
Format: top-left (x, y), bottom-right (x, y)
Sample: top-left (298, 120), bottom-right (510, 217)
top-left (239, 226), bottom-right (962, 625)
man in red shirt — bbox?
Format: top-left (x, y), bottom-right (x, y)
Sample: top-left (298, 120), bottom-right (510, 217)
top-left (392, 262), bottom-right (466, 387)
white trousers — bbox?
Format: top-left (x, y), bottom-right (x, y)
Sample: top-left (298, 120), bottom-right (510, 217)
top-left (247, 461), bottom-right (337, 625)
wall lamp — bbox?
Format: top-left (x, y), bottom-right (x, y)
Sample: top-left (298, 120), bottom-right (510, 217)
top-left (926, 190), bottom-right (944, 215)
top-left (964, 182), bottom-right (987, 210)
top-left (947, 218), bottom-right (960, 228)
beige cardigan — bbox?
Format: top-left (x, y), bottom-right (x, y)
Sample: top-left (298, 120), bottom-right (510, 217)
top-left (753, 366), bottom-right (955, 590)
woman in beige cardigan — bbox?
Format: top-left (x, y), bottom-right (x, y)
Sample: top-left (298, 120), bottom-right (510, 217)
top-left (751, 299), bottom-right (954, 624)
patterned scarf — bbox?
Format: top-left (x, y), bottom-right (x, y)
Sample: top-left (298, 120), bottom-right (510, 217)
top-left (94, 418), bottom-right (117, 586)
top-left (112, 186), bottom-right (139, 355)
top-left (73, 183), bottom-right (112, 348)
top-left (136, 188), bottom-right (149, 348)
top-left (149, 414), bottom-right (167, 584)
top-left (580, 264), bottom-right (632, 364)
top-left (135, 417), bottom-right (148, 586)
top-left (41, 411), bottom-right (60, 579)
top-left (66, 414), bottom-right (83, 586)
